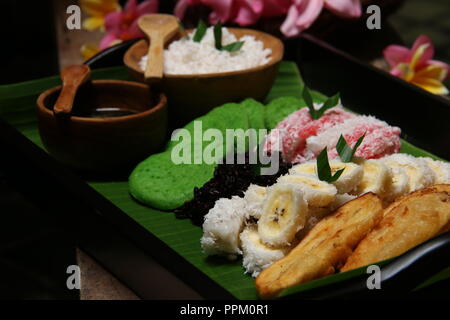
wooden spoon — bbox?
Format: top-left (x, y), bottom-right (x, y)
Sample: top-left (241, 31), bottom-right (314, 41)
top-left (138, 14), bottom-right (180, 82)
top-left (53, 65), bottom-right (90, 117)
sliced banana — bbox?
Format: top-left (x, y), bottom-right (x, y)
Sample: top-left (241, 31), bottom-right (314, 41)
top-left (329, 160), bottom-right (364, 194)
top-left (258, 183), bottom-right (308, 247)
top-left (383, 154), bottom-right (436, 192)
top-left (308, 194), bottom-right (356, 223)
top-left (277, 174), bottom-right (337, 207)
top-left (240, 225), bottom-right (290, 277)
top-left (355, 159), bottom-right (392, 197)
top-left (243, 184), bottom-right (267, 219)
top-left (290, 160), bottom-right (363, 194)
top-left (383, 164), bottom-right (409, 203)
top-left (331, 193), bottom-right (357, 210)
top-left (296, 193), bottom-right (357, 240)
top-left (422, 158), bottom-right (450, 184)
top-left (289, 161), bottom-right (317, 177)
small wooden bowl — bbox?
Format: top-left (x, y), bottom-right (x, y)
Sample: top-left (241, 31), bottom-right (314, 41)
top-left (36, 80), bottom-right (167, 173)
top-left (124, 28), bottom-right (284, 128)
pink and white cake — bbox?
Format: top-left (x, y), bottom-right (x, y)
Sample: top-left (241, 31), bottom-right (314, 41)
top-left (264, 106), bottom-right (401, 163)
top-left (264, 106), bottom-right (355, 162)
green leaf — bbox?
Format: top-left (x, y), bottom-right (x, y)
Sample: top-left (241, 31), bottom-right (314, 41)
top-left (353, 134), bottom-right (365, 152)
top-left (1, 61), bottom-right (446, 300)
top-left (316, 92), bottom-right (340, 118)
top-left (214, 22), bottom-right (222, 50)
top-left (222, 41), bottom-right (244, 52)
top-left (328, 168), bottom-right (345, 182)
top-left (302, 86), bottom-right (315, 118)
top-left (336, 135), bottom-right (351, 161)
top-left (193, 20), bottom-right (207, 42)
top-left (336, 134), bottom-right (365, 163)
top-left (305, 90), bottom-right (340, 120)
top-left (317, 148), bottom-right (345, 182)
top-left (317, 148), bottom-right (331, 181)
top-left (212, 22), bottom-right (245, 52)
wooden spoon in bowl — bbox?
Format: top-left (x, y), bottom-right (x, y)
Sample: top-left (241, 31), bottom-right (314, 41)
top-left (138, 14), bottom-right (180, 82)
top-left (53, 64), bottom-right (90, 118)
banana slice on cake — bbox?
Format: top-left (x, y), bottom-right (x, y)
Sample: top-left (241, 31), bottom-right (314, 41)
top-left (384, 165), bottom-right (409, 203)
top-left (290, 160), bottom-right (363, 194)
top-left (244, 184), bottom-right (267, 219)
top-left (258, 183), bottom-right (308, 247)
top-left (422, 158), bottom-right (450, 184)
top-left (289, 161), bottom-right (318, 177)
top-left (382, 154), bottom-right (436, 193)
top-left (331, 161), bottom-right (364, 194)
top-left (355, 159), bottom-right (392, 197)
top-left (240, 225), bottom-right (290, 277)
top-left (277, 174), bottom-right (337, 207)
top-left (331, 193), bottom-right (357, 210)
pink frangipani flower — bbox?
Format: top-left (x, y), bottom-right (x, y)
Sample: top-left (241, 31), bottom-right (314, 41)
top-left (175, 0), bottom-right (291, 27)
top-left (281, 0), bottom-right (361, 37)
top-left (383, 35), bottom-right (450, 95)
top-left (174, 0), bottom-right (361, 37)
top-left (100, 0), bottom-right (159, 49)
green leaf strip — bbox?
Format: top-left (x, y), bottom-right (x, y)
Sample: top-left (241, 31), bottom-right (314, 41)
top-left (336, 134), bottom-right (365, 163)
top-left (214, 22), bottom-right (222, 50)
top-left (316, 92), bottom-right (340, 118)
top-left (212, 22), bottom-right (245, 52)
top-left (193, 20), bottom-right (207, 42)
top-left (328, 168), bottom-right (345, 182)
top-left (304, 87), bottom-right (340, 120)
top-left (222, 41), bottom-right (244, 52)
top-left (317, 147), bottom-right (345, 183)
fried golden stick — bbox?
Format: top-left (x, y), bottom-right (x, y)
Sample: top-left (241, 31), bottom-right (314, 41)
top-left (382, 184), bottom-right (450, 216)
top-left (256, 193), bottom-right (383, 299)
top-left (341, 187), bottom-right (450, 272)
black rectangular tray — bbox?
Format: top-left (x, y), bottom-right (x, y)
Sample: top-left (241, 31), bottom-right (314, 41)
top-left (1, 35), bottom-right (450, 299)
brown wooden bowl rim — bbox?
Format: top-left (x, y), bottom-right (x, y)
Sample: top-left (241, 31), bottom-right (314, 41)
top-left (124, 27), bottom-right (284, 79)
top-left (36, 80), bottom-right (167, 123)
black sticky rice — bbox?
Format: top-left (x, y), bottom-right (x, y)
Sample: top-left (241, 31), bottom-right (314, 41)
top-left (174, 152), bottom-right (292, 226)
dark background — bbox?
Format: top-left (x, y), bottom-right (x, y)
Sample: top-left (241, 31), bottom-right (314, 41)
top-left (0, 0), bottom-right (77, 299)
top-left (0, 1), bottom-right (58, 84)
